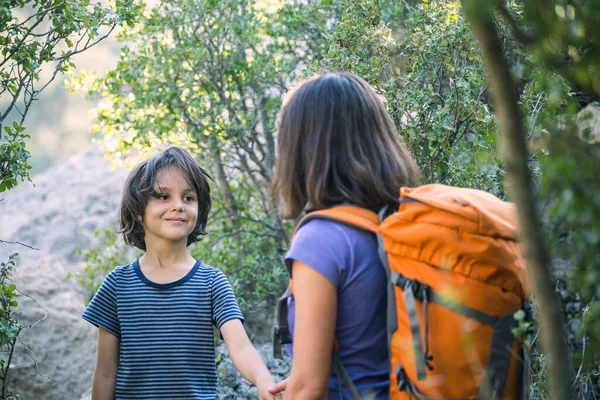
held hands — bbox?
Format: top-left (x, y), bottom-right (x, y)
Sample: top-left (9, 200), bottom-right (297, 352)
top-left (256, 374), bottom-right (281, 400)
top-left (267, 377), bottom-right (288, 398)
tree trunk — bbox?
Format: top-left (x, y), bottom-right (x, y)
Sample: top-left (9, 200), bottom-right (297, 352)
top-left (209, 147), bottom-right (240, 225)
top-left (462, 5), bottom-right (573, 400)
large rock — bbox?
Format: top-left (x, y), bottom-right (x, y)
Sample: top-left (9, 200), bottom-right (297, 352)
top-left (215, 343), bottom-right (291, 399)
top-left (0, 148), bottom-right (127, 399)
top-left (0, 146), bottom-right (128, 264)
top-left (8, 255), bottom-right (97, 399)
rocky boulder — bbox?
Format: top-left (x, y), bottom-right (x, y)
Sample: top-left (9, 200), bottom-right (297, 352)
top-left (7, 255), bottom-right (98, 399)
top-left (0, 146), bottom-right (128, 264)
top-left (0, 148), bottom-right (127, 399)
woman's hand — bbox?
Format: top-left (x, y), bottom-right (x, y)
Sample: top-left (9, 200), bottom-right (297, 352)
top-left (267, 377), bottom-right (288, 397)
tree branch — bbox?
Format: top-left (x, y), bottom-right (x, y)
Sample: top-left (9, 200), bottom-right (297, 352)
top-left (464, 6), bottom-right (573, 400)
top-left (0, 240), bottom-right (39, 251)
top-left (497, 3), bottom-right (534, 45)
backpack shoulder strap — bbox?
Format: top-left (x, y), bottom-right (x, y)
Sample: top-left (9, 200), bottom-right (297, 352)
top-left (290, 205), bottom-right (397, 400)
top-left (292, 205), bottom-right (380, 240)
top-left (294, 206), bottom-right (397, 346)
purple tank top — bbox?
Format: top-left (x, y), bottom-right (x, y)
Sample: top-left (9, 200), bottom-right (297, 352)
top-left (285, 218), bottom-right (390, 399)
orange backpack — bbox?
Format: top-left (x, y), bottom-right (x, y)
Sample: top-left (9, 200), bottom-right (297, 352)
top-left (274, 184), bottom-right (530, 400)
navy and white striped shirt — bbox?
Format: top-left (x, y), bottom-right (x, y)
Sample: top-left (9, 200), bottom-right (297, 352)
top-left (82, 260), bottom-right (244, 399)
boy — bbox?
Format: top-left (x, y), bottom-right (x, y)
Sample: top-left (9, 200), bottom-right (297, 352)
top-left (83, 147), bottom-right (276, 399)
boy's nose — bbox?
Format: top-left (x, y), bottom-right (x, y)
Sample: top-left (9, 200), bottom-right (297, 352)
top-left (172, 200), bottom-right (184, 211)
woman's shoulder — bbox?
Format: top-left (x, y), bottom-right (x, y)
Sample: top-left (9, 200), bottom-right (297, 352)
top-left (288, 217), bottom-right (378, 280)
top-left (294, 217), bottom-right (376, 249)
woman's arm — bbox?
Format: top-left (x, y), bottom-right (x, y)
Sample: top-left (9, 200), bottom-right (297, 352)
top-left (92, 327), bottom-right (119, 400)
top-left (221, 319), bottom-right (276, 400)
top-left (283, 260), bottom-right (337, 399)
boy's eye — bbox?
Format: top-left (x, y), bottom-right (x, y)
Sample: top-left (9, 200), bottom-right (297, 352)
top-left (184, 195), bottom-right (196, 202)
top-left (151, 192), bottom-right (169, 201)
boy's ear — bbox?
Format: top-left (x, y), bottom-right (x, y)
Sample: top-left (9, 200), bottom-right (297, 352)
top-left (136, 215), bottom-right (143, 222)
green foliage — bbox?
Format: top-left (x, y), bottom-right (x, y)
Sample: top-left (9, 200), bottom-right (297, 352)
top-left (394, 1), bottom-right (503, 192)
top-left (71, 226), bottom-right (142, 302)
top-left (517, 0), bottom-right (600, 100)
top-left (0, 1), bottom-right (141, 396)
top-left (538, 127), bottom-right (600, 376)
top-left (310, 0), bottom-right (511, 194)
top-left (74, 0), bottom-right (333, 311)
top-left (0, 122), bottom-right (30, 193)
top-left (309, 0), bottom-right (395, 83)
top-left (0, 253), bottom-right (22, 400)
top-left (0, 0), bottom-right (141, 191)
top-left (512, 308), bottom-right (534, 350)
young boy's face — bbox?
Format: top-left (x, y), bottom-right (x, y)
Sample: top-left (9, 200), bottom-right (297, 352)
top-left (139, 165), bottom-right (199, 248)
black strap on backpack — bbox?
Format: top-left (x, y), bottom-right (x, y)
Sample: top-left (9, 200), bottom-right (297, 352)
top-left (273, 286), bottom-right (292, 359)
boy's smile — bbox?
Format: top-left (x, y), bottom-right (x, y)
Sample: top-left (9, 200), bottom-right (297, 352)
top-left (139, 166), bottom-right (199, 247)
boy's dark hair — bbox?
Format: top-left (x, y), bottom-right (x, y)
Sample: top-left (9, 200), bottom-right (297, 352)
top-left (272, 71), bottom-right (422, 219)
top-left (119, 147), bottom-right (212, 251)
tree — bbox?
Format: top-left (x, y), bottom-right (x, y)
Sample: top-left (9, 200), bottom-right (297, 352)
top-left (462, 0), bottom-right (600, 399)
top-left (1, 0), bottom-right (140, 191)
top-left (0, 0), bottom-right (139, 397)
top-left (73, 0), bottom-right (333, 310)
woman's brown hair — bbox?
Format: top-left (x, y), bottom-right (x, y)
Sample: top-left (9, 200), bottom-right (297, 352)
top-left (272, 72), bottom-right (421, 219)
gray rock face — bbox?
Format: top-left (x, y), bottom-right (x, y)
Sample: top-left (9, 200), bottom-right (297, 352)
top-left (0, 147), bottom-right (128, 264)
top-left (8, 255), bottom-right (98, 400)
top-left (0, 148), bottom-right (127, 399)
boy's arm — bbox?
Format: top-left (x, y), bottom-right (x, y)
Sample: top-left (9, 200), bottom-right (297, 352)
top-left (220, 319), bottom-right (276, 400)
top-left (92, 327), bottom-right (119, 400)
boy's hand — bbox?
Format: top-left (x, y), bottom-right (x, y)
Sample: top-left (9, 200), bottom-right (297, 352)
top-left (221, 319), bottom-right (280, 399)
top-left (267, 378), bottom-right (288, 396)
top-left (256, 374), bottom-right (278, 400)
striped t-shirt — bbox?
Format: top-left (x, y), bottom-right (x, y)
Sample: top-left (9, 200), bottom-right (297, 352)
top-left (82, 259), bottom-right (244, 399)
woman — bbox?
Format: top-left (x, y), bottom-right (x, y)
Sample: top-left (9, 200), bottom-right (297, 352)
top-left (269, 72), bottom-right (421, 399)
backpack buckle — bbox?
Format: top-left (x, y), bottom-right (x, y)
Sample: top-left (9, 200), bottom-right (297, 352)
top-left (273, 326), bottom-right (292, 345)
top-left (395, 364), bottom-right (409, 392)
top-left (405, 279), bottom-right (429, 302)
top-left (272, 326), bottom-right (292, 359)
